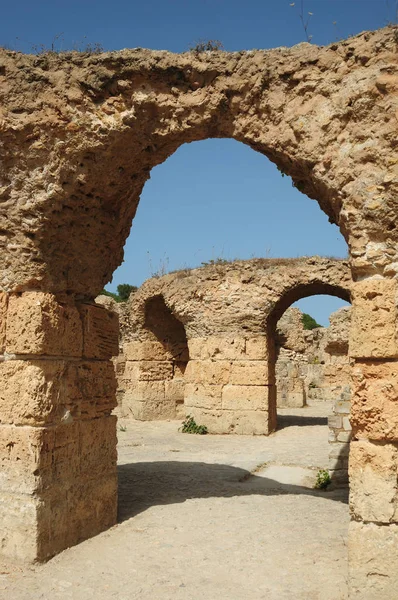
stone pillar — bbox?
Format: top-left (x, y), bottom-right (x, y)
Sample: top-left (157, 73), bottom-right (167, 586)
top-left (0, 292), bottom-right (118, 563)
top-left (348, 279), bottom-right (398, 598)
top-left (184, 335), bottom-right (275, 434)
top-left (123, 340), bottom-right (187, 419)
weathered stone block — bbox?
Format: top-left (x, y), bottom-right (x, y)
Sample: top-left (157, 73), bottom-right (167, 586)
top-left (229, 361), bottom-right (269, 385)
top-left (184, 383), bottom-right (223, 409)
top-left (6, 292), bottom-right (83, 356)
top-left (188, 337), bottom-right (246, 360)
top-left (188, 407), bottom-right (269, 435)
top-left (124, 381), bottom-right (165, 402)
top-left (334, 400), bottom-right (351, 414)
top-left (0, 492), bottom-right (41, 562)
top-left (222, 384), bottom-right (268, 411)
top-left (124, 340), bottom-right (169, 361)
top-left (245, 336), bottom-right (268, 360)
top-left (130, 397), bottom-right (176, 420)
top-left (184, 360), bottom-right (230, 385)
top-left (79, 303), bottom-right (119, 359)
top-left (165, 379), bottom-right (185, 402)
top-left (0, 360), bottom-right (116, 426)
top-left (351, 360), bottom-right (398, 440)
top-left (349, 521), bottom-right (398, 599)
top-left (349, 279), bottom-right (398, 359)
top-left (124, 360), bottom-right (173, 382)
top-left (37, 472), bottom-right (117, 562)
top-left (173, 361), bottom-right (187, 378)
top-left (0, 416), bottom-right (117, 562)
top-left (328, 415), bottom-right (342, 429)
top-left (349, 440), bottom-right (398, 523)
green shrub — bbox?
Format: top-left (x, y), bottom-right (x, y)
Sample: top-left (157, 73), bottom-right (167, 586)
top-left (314, 469), bottom-right (331, 490)
top-left (180, 415), bottom-right (208, 435)
top-left (302, 312), bottom-right (321, 330)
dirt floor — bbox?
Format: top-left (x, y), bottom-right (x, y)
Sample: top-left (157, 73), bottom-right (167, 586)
top-left (0, 403), bottom-right (349, 600)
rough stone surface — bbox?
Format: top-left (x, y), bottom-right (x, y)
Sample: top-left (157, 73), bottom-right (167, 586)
top-left (351, 360), bottom-right (398, 441)
top-left (349, 521), bottom-right (398, 599)
top-left (349, 279), bottom-right (398, 358)
top-left (349, 439), bottom-right (398, 523)
top-left (0, 29), bottom-right (397, 294)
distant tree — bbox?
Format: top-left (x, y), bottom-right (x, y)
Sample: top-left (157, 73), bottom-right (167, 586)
top-left (117, 284), bottom-right (137, 301)
top-left (302, 312), bottom-right (321, 330)
top-left (100, 284), bottom-right (137, 303)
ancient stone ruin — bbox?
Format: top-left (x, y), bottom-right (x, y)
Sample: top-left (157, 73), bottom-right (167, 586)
top-left (109, 258), bottom-right (350, 433)
top-left (0, 26), bottom-right (397, 597)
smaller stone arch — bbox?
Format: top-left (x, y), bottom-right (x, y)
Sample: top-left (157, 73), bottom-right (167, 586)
top-left (121, 257), bottom-right (352, 435)
top-left (122, 294), bottom-right (189, 420)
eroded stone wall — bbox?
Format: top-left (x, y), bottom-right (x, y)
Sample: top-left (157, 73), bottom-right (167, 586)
top-left (276, 306), bottom-right (352, 408)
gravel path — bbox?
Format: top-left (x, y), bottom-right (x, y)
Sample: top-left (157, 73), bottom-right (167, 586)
top-left (0, 404), bottom-right (349, 600)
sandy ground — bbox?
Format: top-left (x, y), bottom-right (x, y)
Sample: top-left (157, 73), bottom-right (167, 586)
top-left (0, 404), bottom-right (349, 600)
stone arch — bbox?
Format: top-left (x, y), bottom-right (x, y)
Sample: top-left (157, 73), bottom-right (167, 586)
top-left (122, 294), bottom-right (189, 420)
top-left (0, 28), bottom-right (398, 595)
top-left (266, 281), bottom-right (351, 431)
top-left (121, 257), bottom-right (352, 435)
top-left (1, 27), bottom-right (397, 296)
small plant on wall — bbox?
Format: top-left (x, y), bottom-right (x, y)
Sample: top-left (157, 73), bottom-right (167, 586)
top-left (180, 415), bottom-right (208, 435)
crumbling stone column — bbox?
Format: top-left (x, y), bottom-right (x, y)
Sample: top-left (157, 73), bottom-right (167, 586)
top-left (0, 292), bottom-right (118, 562)
top-left (185, 335), bottom-right (276, 434)
top-left (348, 279), bottom-right (398, 597)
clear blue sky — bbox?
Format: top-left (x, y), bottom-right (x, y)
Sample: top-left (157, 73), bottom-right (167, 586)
top-left (2, 1), bottom-right (390, 325)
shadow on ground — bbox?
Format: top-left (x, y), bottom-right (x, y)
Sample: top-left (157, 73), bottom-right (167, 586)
top-left (277, 414), bottom-right (328, 429)
top-left (117, 461), bottom-right (348, 522)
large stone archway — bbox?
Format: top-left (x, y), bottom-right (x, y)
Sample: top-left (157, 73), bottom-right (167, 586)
top-left (0, 26), bottom-right (398, 596)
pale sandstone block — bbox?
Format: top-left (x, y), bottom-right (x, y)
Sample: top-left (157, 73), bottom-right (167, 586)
top-left (124, 340), bottom-right (169, 361)
top-left (337, 431), bottom-right (352, 442)
top-left (0, 291), bottom-right (8, 352)
top-left (229, 361), bottom-right (269, 385)
top-left (0, 492), bottom-right (41, 562)
top-left (124, 340), bottom-right (188, 362)
top-left (349, 279), bottom-right (398, 359)
top-left (0, 360), bottom-right (116, 426)
top-left (343, 416), bottom-right (352, 430)
top-left (328, 415), bottom-right (342, 429)
top-left (188, 407), bottom-right (269, 435)
top-left (188, 337), bottom-right (246, 360)
top-left (124, 360), bottom-right (173, 382)
top-left (36, 472), bottom-right (117, 562)
top-left (165, 379), bottom-right (185, 402)
top-left (79, 303), bottom-right (119, 359)
top-left (184, 360), bottom-right (230, 385)
top-left (348, 521), bottom-right (398, 599)
top-left (184, 383), bottom-right (223, 409)
top-left (222, 384), bottom-right (268, 411)
top-left (6, 292), bottom-right (83, 356)
top-left (130, 397), bottom-right (177, 420)
top-left (351, 360), bottom-right (398, 440)
top-left (349, 440), bottom-right (398, 523)
top-left (245, 336), bottom-right (268, 360)
top-left (124, 381), bottom-right (165, 402)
